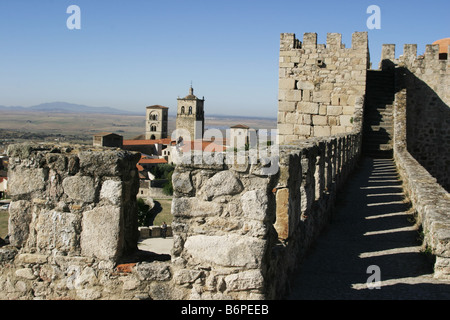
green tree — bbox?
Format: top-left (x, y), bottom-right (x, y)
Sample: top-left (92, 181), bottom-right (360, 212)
top-left (162, 171), bottom-right (173, 196)
top-left (137, 198), bottom-right (150, 227)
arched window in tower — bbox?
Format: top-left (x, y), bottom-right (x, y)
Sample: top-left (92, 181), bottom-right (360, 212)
top-left (188, 106), bottom-right (193, 115)
top-left (151, 124), bottom-right (157, 132)
top-left (181, 106), bottom-right (185, 114)
top-left (150, 113), bottom-right (158, 121)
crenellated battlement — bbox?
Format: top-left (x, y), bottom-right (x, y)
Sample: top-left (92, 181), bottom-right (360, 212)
top-left (280, 32), bottom-right (368, 52)
top-left (380, 43), bottom-right (449, 70)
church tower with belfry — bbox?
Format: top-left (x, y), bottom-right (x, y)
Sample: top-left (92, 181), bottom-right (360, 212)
top-left (145, 105), bottom-right (169, 140)
top-left (176, 85), bottom-right (205, 141)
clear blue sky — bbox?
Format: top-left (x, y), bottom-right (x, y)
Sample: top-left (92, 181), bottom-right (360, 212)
top-left (0, 0), bottom-right (448, 118)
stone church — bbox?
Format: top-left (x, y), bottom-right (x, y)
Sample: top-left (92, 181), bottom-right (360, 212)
top-left (175, 86), bottom-right (205, 141)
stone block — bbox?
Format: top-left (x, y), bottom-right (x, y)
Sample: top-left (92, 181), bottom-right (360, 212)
top-left (135, 262), bottom-right (171, 281)
top-left (241, 190), bottom-right (269, 222)
top-left (278, 123), bottom-right (294, 135)
top-left (279, 78), bottom-right (296, 90)
top-left (172, 171), bottom-right (193, 195)
top-left (298, 102), bottom-right (319, 115)
top-left (63, 176), bottom-right (96, 203)
top-left (297, 81), bottom-right (315, 90)
top-left (328, 116), bottom-right (338, 126)
top-left (331, 94), bottom-right (348, 106)
top-left (224, 270), bottom-right (264, 292)
top-left (319, 105), bottom-right (327, 115)
top-left (327, 105), bottom-right (343, 116)
top-left (285, 90), bottom-right (302, 102)
top-left (342, 106), bottom-right (355, 115)
top-left (302, 89), bottom-right (312, 101)
top-left (302, 114), bottom-right (312, 125)
top-left (313, 126), bottom-right (331, 137)
top-left (340, 115), bottom-right (354, 127)
top-left (331, 126), bottom-right (347, 135)
top-left (173, 269), bottom-right (204, 285)
top-left (8, 168), bottom-right (46, 196)
top-left (100, 180), bottom-right (122, 205)
top-left (312, 115), bottom-right (328, 126)
top-left (285, 112), bottom-right (297, 124)
top-left (278, 101), bottom-right (296, 112)
top-left (303, 33), bottom-right (317, 48)
top-left (81, 205), bottom-right (122, 261)
top-left (8, 200), bottom-right (32, 247)
top-left (171, 197), bottom-right (223, 218)
top-left (274, 188), bottom-right (289, 240)
top-left (35, 210), bottom-right (80, 254)
top-left (199, 170), bottom-right (243, 200)
top-left (294, 125), bottom-right (311, 136)
top-left (183, 234), bottom-right (266, 268)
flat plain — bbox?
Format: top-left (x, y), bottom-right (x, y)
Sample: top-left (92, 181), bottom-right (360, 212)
top-left (0, 110), bottom-right (277, 145)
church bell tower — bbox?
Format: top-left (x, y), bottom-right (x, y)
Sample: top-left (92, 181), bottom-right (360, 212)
top-left (176, 86), bottom-right (205, 141)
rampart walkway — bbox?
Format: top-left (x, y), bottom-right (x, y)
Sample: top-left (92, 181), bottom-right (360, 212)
top-left (287, 157), bottom-right (450, 299)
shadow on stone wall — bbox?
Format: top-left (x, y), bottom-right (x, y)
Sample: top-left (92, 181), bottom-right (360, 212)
top-left (395, 67), bottom-right (450, 192)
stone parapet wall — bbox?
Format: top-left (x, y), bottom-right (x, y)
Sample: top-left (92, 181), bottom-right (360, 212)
top-left (393, 90), bottom-right (450, 280)
top-left (139, 226), bottom-right (173, 238)
top-left (0, 143), bottom-right (169, 300)
top-left (5, 143), bottom-right (141, 261)
top-left (268, 131), bottom-right (361, 297)
top-left (168, 150), bottom-right (279, 299)
top-left (384, 43), bottom-right (450, 191)
top-left (168, 127), bottom-right (362, 299)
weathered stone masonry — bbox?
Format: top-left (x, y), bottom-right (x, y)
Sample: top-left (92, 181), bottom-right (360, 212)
top-left (1, 32), bottom-right (449, 299)
top-left (386, 43), bottom-right (450, 279)
top-left (384, 43), bottom-right (450, 191)
top-left (0, 134), bottom-right (362, 300)
top-left (278, 32), bottom-right (369, 143)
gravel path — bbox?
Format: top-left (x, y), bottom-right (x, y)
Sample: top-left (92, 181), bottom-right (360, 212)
top-left (287, 157), bottom-right (450, 300)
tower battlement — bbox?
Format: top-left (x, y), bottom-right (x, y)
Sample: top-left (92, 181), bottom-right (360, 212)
top-left (381, 43), bottom-right (449, 70)
top-left (280, 32), bottom-right (368, 52)
top-left (278, 32), bottom-right (369, 144)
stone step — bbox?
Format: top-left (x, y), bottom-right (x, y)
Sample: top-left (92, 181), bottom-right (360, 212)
top-left (363, 144), bottom-right (393, 152)
top-left (363, 134), bottom-right (392, 141)
top-left (364, 127), bottom-right (393, 133)
top-left (364, 118), bottom-right (393, 124)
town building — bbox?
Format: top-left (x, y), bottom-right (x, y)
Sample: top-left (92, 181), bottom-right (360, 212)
top-left (176, 86), bottom-right (205, 141)
top-left (145, 105), bottom-right (169, 140)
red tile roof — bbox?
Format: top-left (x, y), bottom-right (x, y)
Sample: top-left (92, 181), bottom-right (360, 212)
top-left (139, 158), bottom-right (168, 164)
top-left (433, 38), bottom-right (450, 54)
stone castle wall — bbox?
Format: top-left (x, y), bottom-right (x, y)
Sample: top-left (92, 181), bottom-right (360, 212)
top-left (1, 32), bottom-right (448, 300)
top-left (0, 133), bottom-right (362, 299)
top-left (393, 89), bottom-right (450, 279)
top-left (168, 126), bottom-right (362, 299)
top-left (278, 32), bottom-right (369, 144)
top-left (383, 43), bottom-right (450, 191)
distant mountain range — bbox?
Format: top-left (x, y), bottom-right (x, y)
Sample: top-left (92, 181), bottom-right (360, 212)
top-left (0, 102), bottom-right (277, 120)
top-left (0, 102), bottom-right (143, 115)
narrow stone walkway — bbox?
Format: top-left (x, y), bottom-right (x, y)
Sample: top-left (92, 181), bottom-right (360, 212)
top-left (287, 157), bottom-right (450, 300)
